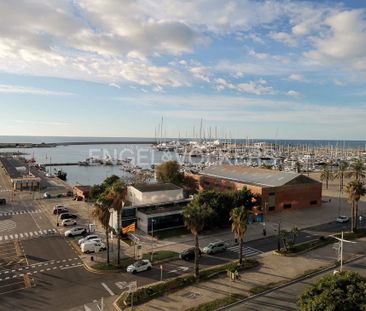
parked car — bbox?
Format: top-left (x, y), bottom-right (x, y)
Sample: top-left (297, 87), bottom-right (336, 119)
top-left (179, 248), bottom-right (202, 261)
top-left (59, 213), bottom-right (77, 220)
top-left (53, 205), bottom-right (68, 215)
top-left (78, 234), bottom-right (100, 245)
top-left (336, 215), bottom-right (349, 223)
top-left (81, 241), bottom-right (106, 254)
top-left (126, 259), bottom-right (152, 274)
top-left (0, 198), bottom-right (6, 205)
top-left (62, 219), bottom-right (77, 226)
top-left (202, 241), bottom-right (227, 255)
top-left (64, 226), bottom-right (86, 237)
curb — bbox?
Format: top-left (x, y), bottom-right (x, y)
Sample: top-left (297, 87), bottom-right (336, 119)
top-left (216, 253), bottom-right (366, 310)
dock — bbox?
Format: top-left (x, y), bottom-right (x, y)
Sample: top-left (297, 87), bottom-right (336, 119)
top-left (0, 140), bottom-right (157, 149)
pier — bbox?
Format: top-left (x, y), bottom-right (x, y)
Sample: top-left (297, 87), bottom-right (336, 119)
top-left (0, 140), bottom-right (157, 149)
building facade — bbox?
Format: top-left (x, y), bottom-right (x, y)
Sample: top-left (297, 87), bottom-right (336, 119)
top-left (110, 183), bottom-right (190, 234)
top-left (190, 165), bottom-right (322, 212)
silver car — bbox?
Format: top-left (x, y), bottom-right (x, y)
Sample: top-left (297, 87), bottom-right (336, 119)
top-left (202, 241), bottom-right (227, 255)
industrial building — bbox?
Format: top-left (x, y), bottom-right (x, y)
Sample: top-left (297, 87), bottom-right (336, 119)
top-left (0, 157), bottom-right (41, 190)
top-left (192, 165), bottom-right (322, 212)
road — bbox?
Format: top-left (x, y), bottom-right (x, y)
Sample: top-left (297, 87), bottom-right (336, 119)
top-left (0, 193), bottom-right (360, 311)
top-left (222, 255), bottom-right (366, 311)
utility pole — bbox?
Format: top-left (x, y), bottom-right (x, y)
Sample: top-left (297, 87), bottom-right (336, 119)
top-left (331, 231), bottom-right (356, 272)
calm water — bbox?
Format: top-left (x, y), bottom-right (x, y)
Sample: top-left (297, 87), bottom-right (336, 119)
top-left (1, 136), bottom-right (365, 186)
top-left (0, 142), bottom-right (184, 186)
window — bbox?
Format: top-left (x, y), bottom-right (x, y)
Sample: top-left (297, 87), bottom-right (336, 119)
top-left (283, 203), bottom-right (292, 209)
top-left (310, 200), bottom-right (317, 205)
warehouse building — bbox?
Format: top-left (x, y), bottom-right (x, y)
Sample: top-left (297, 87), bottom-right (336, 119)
top-left (0, 157), bottom-right (41, 190)
top-left (192, 165), bottom-right (322, 212)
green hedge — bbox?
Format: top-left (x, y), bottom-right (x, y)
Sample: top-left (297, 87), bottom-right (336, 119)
top-left (118, 259), bottom-right (259, 309)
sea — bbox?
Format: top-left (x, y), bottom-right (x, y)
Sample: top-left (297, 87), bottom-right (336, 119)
top-left (0, 136), bottom-right (365, 186)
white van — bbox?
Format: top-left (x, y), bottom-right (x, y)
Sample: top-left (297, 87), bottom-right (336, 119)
top-left (80, 241), bottom-right (106, 254)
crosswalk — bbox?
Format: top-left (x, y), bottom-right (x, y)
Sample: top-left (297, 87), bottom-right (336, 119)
top-left (0, 229), bottom-right (58, 242)
top-left (0, 257), bottom-right (82, 281)
top-left (0, 209), bottom-right (43, 217)
top-left (227, 245), bottom-right (263, 257)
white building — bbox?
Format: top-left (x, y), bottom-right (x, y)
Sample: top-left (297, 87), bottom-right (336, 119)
top-left (110, 183), bottom-right (191, 234)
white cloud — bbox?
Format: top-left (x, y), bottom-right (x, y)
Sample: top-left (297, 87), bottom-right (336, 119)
top-left (304, 10), bottom-right (366, 72)
top-left (288, 74), bottom-right (305, 81)
top-left (287, 90), bottom-right (300, 97)
top-left (270, 31), bottom-right (298, 47)
top-left (248, 50), bottom-right (269, 60)
top-left (237, 80), bottom-right (274, 95)
top-left (0, 84), bottom-right (73, 96)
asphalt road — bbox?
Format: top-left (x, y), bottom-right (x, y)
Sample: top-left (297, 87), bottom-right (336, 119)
top-left (0, 195), bottom-right (362, 311)
top-left (223, 255), bottom-right (366, 311)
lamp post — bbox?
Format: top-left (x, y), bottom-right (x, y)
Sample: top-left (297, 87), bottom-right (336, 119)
top-left (331, 231), bottom-right (356, 272)
top-left (277, 221), bottom-right (281, 252)
top-left (151, 219), bottom-right (155, 262)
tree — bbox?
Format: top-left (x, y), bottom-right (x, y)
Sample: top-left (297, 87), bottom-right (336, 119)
top-left (334, 161), bottom-right (348, 192)
top-left (279, 227), bottom-right (299, 252)
top-left (92, 203), bottom-right (111, 264)
top-left (320, 165), bottom-right (333, 189)
top-left (156, 160), bottom-right (199, 195)
top-left (183, 198), bottom-right (212, 279)
top-left (156, 160), bottom-right (184, 185)
top-left (229, 206), bottom-right (247, 265)
top-left (345, 180), bottom-right (366, 232)
top-left (104, 180), bottom-right (127, 265)
top-left (298, 270), bottom-right (366, 311)
top-left (348, 158), bottom-right (366, 181)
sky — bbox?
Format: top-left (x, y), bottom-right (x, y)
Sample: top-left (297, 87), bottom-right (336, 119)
top-left (1, 0), bottom-right (366, 140)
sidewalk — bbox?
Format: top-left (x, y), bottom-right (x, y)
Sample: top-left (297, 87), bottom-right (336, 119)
top-left (124, 237), bottom-right (366, 311)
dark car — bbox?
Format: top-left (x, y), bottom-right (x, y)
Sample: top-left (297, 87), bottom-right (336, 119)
top-left (0, 198), bottom-right (6, 205)
top-left (53, 207), bottom-right (69, 215)
top-left (179, 248), bottom-right (202, 261)
top-left (59, 213), bottom-right (77, 220)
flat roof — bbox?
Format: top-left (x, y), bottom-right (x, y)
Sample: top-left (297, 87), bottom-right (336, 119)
top-left (0, 157), bottom-right (22, 179)
top-left (200, 165), bottom-right (319, 187)
top-left (132, 183), bottom-right (181, 192)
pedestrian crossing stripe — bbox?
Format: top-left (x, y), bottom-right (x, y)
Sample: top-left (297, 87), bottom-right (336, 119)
top-left (0, 209), bottom-right (43, 217)
top-left (0, 229), bottom-right (57, 241)
top-left (227, 245), bottom-right (263, 257)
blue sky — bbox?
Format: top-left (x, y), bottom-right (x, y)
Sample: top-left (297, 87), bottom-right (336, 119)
top-left (1, 0), bottom-right (366, 140)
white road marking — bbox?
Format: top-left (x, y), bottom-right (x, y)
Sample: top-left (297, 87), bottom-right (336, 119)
top-left (101, 282), bottom-right (115, 296)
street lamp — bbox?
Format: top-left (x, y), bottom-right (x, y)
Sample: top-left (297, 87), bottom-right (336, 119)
top-left (150, 219), bottom-right (155, 262)
top-left (331, 231), bottom-right (356, 272)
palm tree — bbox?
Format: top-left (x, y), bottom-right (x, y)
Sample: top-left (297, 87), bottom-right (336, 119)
top-left (345, 180), bottom-right (366, 232)
top-left (334, 161), bottom-right (348, 192)
top-left (104, 180), bottom-right (127, 265)
top-left (92, 204), bottom-right (111, 264)
top-left (348, 158), bottom-right (366, 181)
top-left (183, 199), bottom-right (212, 279)
top-left (229, 206), bottom-right (247, 265)
top-left (320, 165), bottom-right (333, 189)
